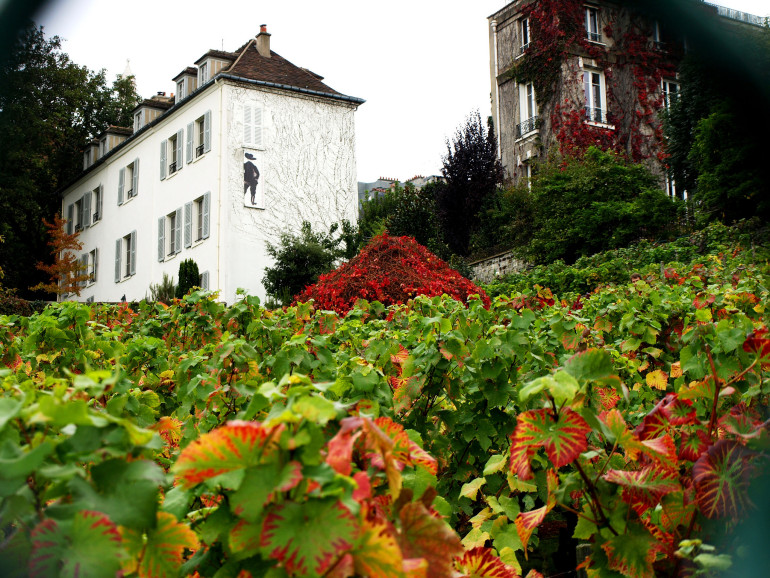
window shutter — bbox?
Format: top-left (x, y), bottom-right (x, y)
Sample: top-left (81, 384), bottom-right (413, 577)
top-left (133, 158), bottom-right (140, 196)
top-left (174, 208), bottom-right (182, 254)
top-left (176, 130), bottom-right (184, 171)
top-left (80, 254), bottom-right (88, 288)
top-left (186, 122), bottom-right (193, 164)
top-left (254, 107), bottom-right (263, 147)
top-left (93, 248), bottom-right (99, 282)
top-left (118, 168), bottom-right (125, 205)
top-left (202, 192), bottom-right (210, 239)
top-left (201, 271), bottom-right (209, 290)
top-left (160, 141), bottom-right (167, 180)
top-left (115, 239), bottom-right (122, 282)
top-left (82, 193), bottom-right (91, 228)
top-left (98, 185), bottom-right (103, 220)
top-left (204, 110), bottom-right (211, 152)
top-left (243, 105), bottom-right (252, 145)
top-left (184, 202), bottom-right (192, 248)
top-left (158, 217), bottom-right (165, 262)
top-left (129, 230), bottom-right (137, 276)
top-left (67, 204), bottom-right (74, 234)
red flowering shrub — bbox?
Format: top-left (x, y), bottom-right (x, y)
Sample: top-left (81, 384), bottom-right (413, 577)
top-left (294, 233), bottom-right (490, 314)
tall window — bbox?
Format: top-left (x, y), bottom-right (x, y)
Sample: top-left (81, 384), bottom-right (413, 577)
top-left (134, 111), bottom-right (143, 132)
top-left (158, 208), bottom-right (182, 261)
top-left (243, 105), bottom-right (263, 147)
top-left (585, 6), bottom-right (601, 43)
top-left (118, 159), bottom-right (140, 204)
top-left (169, 134), bottom-right (179, 174)
top-left (176, 80), bottom-right (185, 102)
top-left (520, 18), bottom-right (530, 54)
top-left (186, 111), bottom-right (211, 163)
top-left (115, 231), bottom-right (136, 281)
top-left (183, 192), bottom-right (211, 248)
top-left (198, 63), bottom-right (209, 85)
top-left (583, 70), bottom-right (606, 123)
top-left (92, 185), bottom-right (103, 223)
top-left (87, 248), bottom-right (98, 283)
top-left (662, 80), bottom-right (679, 109)
top-left (517, 82), bottom-right (538, 138)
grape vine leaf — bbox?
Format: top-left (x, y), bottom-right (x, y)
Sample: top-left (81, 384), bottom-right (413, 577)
top-left (693, 440), bottom-right (754, 519)
top-left (398, 501), bottom-right (463, 578)
top-left (564, 348), bottom-right (614, 382)
top-left (509, 409), bottom-right (590, 480)
top-left (230, 461), bottom-right (302, 522)
top-left (453, 546), bottom-right (519, 578)
top-left (260, 499), bottom-right (357, 577)
top-left (645, 370), bottom-right (668, 391)
top-left (30, 511), bottom-right (123, 578)
top-left (601, 524), bottom-right (659, 578)
top-left (172, 421), bottom-right (285, 489)
top-left (374, 417), bottom-right (438, 474)
top-left (603, 465), bottom-right (680, 509)
top-left (121, 511), bottom-right (198, 578)
top-left (351, 510), bottom-right (405, 578)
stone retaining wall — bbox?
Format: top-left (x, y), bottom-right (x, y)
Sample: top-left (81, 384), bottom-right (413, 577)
top-left (469, 250), bottom-right (528, 283)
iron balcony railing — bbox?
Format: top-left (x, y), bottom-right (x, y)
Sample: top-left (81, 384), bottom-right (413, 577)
top-left (587, 31), bottom-right (602, 43)
top-left (169, 162), bottom-right (178, 174)
top-left (516, 116), bottom-right (539, 139)
top-left (196, 144), bottom-right (204, 158)
top-left (585, 107), bottom-right (610, 124)
top-left (519, 42), bottom-right (529, 55)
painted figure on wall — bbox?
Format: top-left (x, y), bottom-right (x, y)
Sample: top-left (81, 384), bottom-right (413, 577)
top-left (244, 152), bottom-right (260, 206)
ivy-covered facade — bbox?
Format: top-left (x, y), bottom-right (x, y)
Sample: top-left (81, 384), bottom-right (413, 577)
top-left (488, 0), bottom-right (758, 194)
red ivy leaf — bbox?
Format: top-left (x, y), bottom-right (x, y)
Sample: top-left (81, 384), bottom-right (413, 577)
top-left (172, 421), bottom-right (284, 488)
top-left (260, 499), bottom-right (357, 577)
top-left (510, 409), bottom-right (590, 480)
top-left (693, 440), bottom-right (755, 519)
top-left (453, 546), bottom-right (519, 578)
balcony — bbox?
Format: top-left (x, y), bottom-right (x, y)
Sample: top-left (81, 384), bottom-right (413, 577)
top-left (586, 31), bottom-right (602, 43)
top-left (516, 116), bottom-right (539, 139)
top-left (584, 107), bottom-right (613, 126)
top-left (196, 144), bottom-right (204, 158)
top-left (519, 42), bottom-right (529, 56)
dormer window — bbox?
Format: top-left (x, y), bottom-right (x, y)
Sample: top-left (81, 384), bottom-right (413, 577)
top-left (134, 111), bottom-right (143, 132)
top-left (199, 63), bottom-right (209, 85)
top-left (176, 80), bottom-right (185, 102)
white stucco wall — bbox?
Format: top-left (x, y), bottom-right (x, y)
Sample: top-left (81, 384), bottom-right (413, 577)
top-left (60, 78), bottom-right (359, 305)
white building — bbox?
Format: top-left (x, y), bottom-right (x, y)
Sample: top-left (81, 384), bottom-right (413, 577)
top-left (61, 26), bottom-right (364, 304)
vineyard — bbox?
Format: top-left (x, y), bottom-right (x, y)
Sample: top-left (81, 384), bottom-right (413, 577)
top-left (1, 233), bottom-right (769, 577)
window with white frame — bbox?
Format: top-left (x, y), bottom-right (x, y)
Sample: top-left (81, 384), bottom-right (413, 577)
top-left (161, 130), bottom-right (184, 179)
top-left (184, 192), bottom-right (211, 248)
top-left (243, 104), bottom-right (263, 147)
top-left (517, 82), bottom-right (538, 138)
top-left (115, 231), bottom-right (136, 281)
top-left (134, 111), bottom-right (143, 132)
top-left (519, 18), bottom-right (530, 55)
top-left (198, 62), bottom-right (209, 85)
top-left (158, 208), bottom-right (183, 261)
top-left (199, 271), bottom-right (209, 291)
top-left (662, 79), bottom-right (679, 109)
top-left (176, 80), bottom-right (185, 102)
top-left (91, 185), bottom-right (103, 223)
top-left (583, 69), bottom-right (609, 124)
top-left (585, 6), bottom-right (601, 43)
top-left (81, 248), bottom-right (98, 285)
top-left (99, 137), bottom-right (107, 158)
top-left (186, 110), bottom-right (212, 163)
top-left (118, 158), bottom-right (140, 205)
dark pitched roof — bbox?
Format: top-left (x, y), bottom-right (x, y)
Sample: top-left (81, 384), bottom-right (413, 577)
top-left (131, 97), bottom-right (173, 113)
top-left (194, 49), bottom-right (237, 65)
top-left (172, 66), bottom-right (198, 81)
top-left (226, 39), bottom-right (343, 96)
top-left (101, 125), bottom-right (133, 137)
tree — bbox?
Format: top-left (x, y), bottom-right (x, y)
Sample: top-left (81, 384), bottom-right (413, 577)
top-left (262, 220), bottom-right (356, 305)
top-left (149, 273), bottom-right (176, 303)
top-left (526, 147), bottom-right (680, 264)
top-left (436, 111), bottom-right (503, 255)
top-left (176, 259), bottom-right (201, 299)
top-left (0, 24), bottom-right (140, 296)
top-left (29, 214), bottom-right (90, 297)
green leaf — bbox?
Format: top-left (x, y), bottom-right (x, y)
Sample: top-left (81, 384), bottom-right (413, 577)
top-left (0, 440), bottom-right (54, 480)
top-left (519, 371), bottom-right (579, 406)
top-left (351, 512), bottom-right (405, 578)
top-left (122, 511), bottom-right (198, 578)
top-left (291, 395), bottom-right (338, 425)
top-left (260, 499), bottom-right (357, 577)
top-left (563, 348), bottom-right (614, 382)
top-left (460, 478), bottom-right (486, 501)
top-left (0, 398), bottom-right (22, 432)
top-left (230, 461), bottom-right (303, 522)
top-left (172, 421), bottom-right (285, 489)
top-left (601, 524), bottom-right (658, 578)
top-left (483, 455), bottom-right (507, 477)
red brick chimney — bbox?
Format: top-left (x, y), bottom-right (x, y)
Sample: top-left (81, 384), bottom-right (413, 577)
top-left (256, 24), bottom-right (271, 58)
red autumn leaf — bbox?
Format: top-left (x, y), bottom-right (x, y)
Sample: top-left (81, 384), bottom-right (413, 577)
top-left (171, 421), bottom-right (284, 488)
top-left (693, 293), bottom-right (715, 309)
top-left (453, 547), bottom-right (519, 578)
top-left (326, 417), bottom-right (365, 476)
top-left (719, 403), bottom-right (763, 439)
top-left (678, 428), bottom-right (712, 462)
top-left (260, 499), bottom-right (357, 577)
top-left (398, 501), bottom-right (463, 578)
top-left (515, 506), bottom-right (549, 559)
top-left (693, 440), bottom-right (755, 519)
top-left (390, 375), bottom-right (424, 414)
top-left (374, 417), bottom-right (438, 475)
top-left (509, 408), bottom-right (590, 480)
top-left (742, 331), bottom-right (770, 362)
top-left (601, 524), bottom-right (660, 578)
top-left (390, 344), bottom-right (410, 366)
top-left (603, 465), bottom-right (680, 509)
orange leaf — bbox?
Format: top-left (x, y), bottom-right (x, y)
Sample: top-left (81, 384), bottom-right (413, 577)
top-left (645, 370), bottom-right (668, 391)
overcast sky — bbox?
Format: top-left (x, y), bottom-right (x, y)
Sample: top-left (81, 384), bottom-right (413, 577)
top-left (36, 0), bottom-right (769, 183)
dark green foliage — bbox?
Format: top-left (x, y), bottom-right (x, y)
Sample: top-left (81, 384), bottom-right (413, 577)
top-left (176, 260), bottom-right (200, 299)
top-left (262, 221), bottom-right (356, 305)
top-left (484, 220), bottom-right (770, 298)
top-left (437, 111), bottom-right (504, 255)
top-left (0, 24), bottom-right (141, 296)
top-left (149, 273), bottom-right (176, 303)
top-left (526, 147), bottom-right (679, 264)
top-left (469, 185), bottom-right (535, 260)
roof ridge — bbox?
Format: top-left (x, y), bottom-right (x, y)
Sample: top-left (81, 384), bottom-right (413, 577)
top-left (227, 38), bottom-right (255, 73)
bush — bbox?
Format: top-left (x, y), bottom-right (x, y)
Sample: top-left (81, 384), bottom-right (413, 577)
top-left (526, 147), bottom-right (681, 264)
top-left (295, 233), bottom-right (489, 314)
top-left (262, 221), bottom-right (356, 305)
top-left (149, 273), bottom-right (176, 303)
top-left (176, 259), bottom-right (200, 299)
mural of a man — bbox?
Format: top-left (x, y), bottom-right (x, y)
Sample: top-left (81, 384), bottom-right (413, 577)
top-left (244, 152), bottom-right (260, 206)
